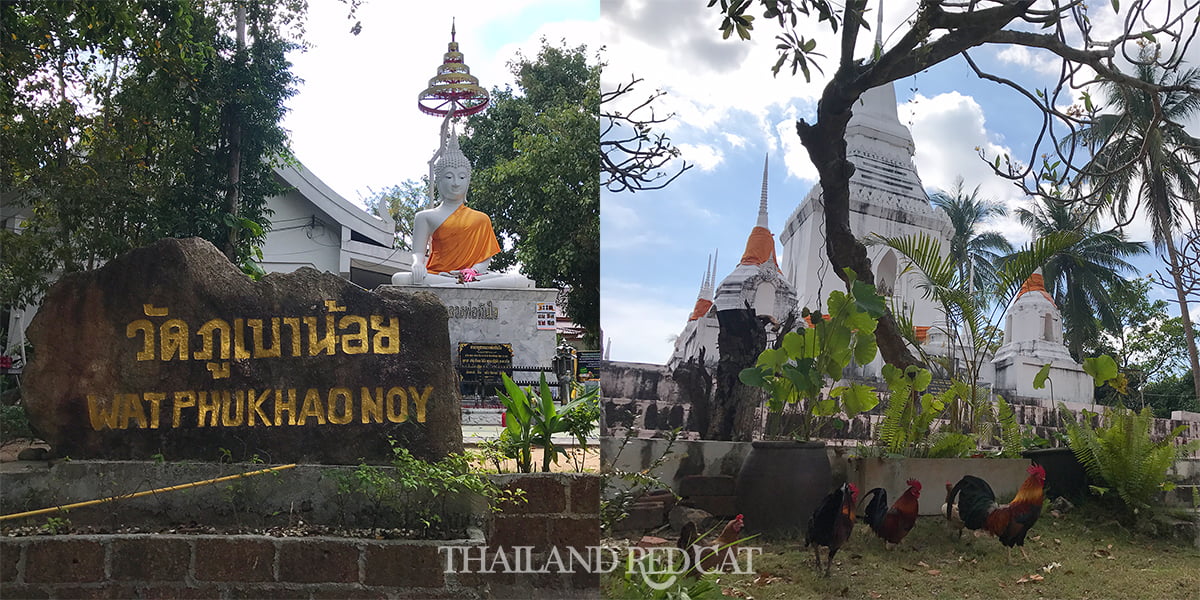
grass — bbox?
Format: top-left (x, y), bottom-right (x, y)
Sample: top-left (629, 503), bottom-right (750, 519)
top-left (609, 504), bottom-right (1200, 600)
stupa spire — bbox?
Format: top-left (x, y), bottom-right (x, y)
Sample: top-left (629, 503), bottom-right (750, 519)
top-left (688, 252), bottom-right (718, 321)
top-left (756, 154), bottom-right (770, 228)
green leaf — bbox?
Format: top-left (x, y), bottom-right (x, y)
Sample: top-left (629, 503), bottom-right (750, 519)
top-left (851, 278), bottom-right (886, 317)
top-left (1083, 355), bottom-right (1119, 387)
top-left (853, 330), bottom-right (877, 365)
top-left (839, 383), bottom-right (879, 415)
top-left (911, 368), bottom-right (932, 392)
top-left (1110, 0), bottom-right (1119, 11)
top-left (781, 330), bottom-right (805, 358)
top-left (739, 366), bottom-right (767, 387)
top-left (1033, 363), bottom-right (1052, 389)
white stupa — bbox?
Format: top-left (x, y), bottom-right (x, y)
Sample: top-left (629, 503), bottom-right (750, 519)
top-left (991, 269), bottom-right (1092, 405)
top-left (667, 253), bottom-right (719, 370)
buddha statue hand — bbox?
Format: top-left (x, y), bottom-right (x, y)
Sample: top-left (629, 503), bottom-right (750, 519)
top-left (410, 253), bottom-right (428, 284)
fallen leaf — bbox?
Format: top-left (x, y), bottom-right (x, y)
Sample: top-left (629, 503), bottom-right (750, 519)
top-left (918, 561), bottom-right (930, 568)
top-left (1054, 538), bottom-right (1062, 545)
top-left (927, 569), bottom-right (941, 575)
top-left (1017, 577), bottom-right (1030, 584)
top-left (1032, 535), bottom-right (1042, 541)
top-left (1042, 562), bottom-right (1062, 573)
top-left (901, 566), bottom-right (917, 573)
top-left (869, 593), bottom-right (882, 599)
top-left (1029, 574), bottom-right (1044, 582)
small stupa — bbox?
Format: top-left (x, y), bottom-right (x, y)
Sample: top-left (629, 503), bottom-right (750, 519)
top-left (992, 268), bottom-right (1092, 405)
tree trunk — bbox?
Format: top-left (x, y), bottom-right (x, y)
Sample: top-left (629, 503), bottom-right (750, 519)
top-left (1164, 236), bottom-right (1200, 400)
top-left (223, 5), bottom-right (246, 262)
top-left (707, 308), bottom-right (766, 441)
top-left (672, 350), bottom-right (713, 437)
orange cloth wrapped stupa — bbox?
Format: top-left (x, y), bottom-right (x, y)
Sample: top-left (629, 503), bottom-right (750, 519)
top-left (425, 205), bottom-right (502, 273)
top-left (739, 226), bottom-right (780, 268)
top-left (1016, 270), bottom-right (1055, 306)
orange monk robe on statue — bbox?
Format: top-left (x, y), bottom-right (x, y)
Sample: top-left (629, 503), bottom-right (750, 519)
top-left (424, 205), bottom-right (503, 274)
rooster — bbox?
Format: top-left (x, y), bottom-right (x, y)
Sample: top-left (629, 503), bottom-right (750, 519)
top-left (861, 478), bottom-right (921, 549)
top-left (805, 483), bottom-right (857, 576)
top-left (677, 514), bottom-right (745, 573)
top-left (946, 464), bottom-right (1047, 560)
top-left (940, 481), bottom-right (965, 538)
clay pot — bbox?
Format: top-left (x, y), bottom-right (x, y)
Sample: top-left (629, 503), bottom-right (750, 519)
top-left (735, 440), bottom-right (832, 538)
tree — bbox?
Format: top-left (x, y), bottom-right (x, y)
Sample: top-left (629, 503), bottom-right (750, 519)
top-left (1015, 196), bottom-right (1146, 360)
top-left (1, 1), bottom-right (303, 307)
top-left (460, 41), bottom-right (599, 337)
top-left (601, 75), bottom-right (692, 193)
top-left (708, 0), bottom-right (1200, 369)
top-left (929, 177), bottom-right (1013, 296)
top-left (1061, 43), bottom-right (1200, 401)
top-left (364, 178), bottom-right (429, 250)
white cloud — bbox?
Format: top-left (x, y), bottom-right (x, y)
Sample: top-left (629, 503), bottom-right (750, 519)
top-left (724, 133), bottom-right (747, 148)
top-left (601, 279), bottom-right (692, 364)
top-left (902, 91), bottom-right (1029, 244)
top-left (775, 109), bottom-right (818, 184)
top-left (676, 143), bottom-right (725, 171)
top-left (995, 46), bottom-right (1061, 76)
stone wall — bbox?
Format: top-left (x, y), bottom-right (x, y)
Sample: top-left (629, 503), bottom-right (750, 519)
top-left (0, 473), bottom-right (600, 600)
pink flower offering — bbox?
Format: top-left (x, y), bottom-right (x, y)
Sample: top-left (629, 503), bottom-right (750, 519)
top-left (460, 268), bottom-right (478, 282)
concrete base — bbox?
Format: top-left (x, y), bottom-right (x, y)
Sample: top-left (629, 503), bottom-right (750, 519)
top-left (848, 457), bottom-right (1033, 515)
top-left (382, 285), bottom-right (558, 368)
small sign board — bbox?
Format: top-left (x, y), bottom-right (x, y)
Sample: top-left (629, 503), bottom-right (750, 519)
top-left (458, 343), bottom-right (514, 383)
top-left (536, 302), bottom-right (556, 331)
top-left (577, 350), bottom-right (601, 381)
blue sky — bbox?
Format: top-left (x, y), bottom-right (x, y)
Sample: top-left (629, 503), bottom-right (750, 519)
top-left (600, 0), bottom-right (1199, 364)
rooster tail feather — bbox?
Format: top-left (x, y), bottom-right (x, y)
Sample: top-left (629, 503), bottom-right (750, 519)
top-left (949, 475), bottom-right (997, 530)
top-left (861, 487), bottom-right (888, 529)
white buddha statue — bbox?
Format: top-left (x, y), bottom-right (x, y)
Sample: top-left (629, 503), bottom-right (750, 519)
top-left (391, 135), bottom-right (532, 288)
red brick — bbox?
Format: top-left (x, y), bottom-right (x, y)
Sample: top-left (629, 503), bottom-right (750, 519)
top-left (549, 517), bottom-right (600, 552)
top-left (47, 585), bottom-right (121, 599)
top-left (228, 584), bottom-right (312, 599)
top-left (25, 539), bottom-right (104, 583)
top-left (110, 537), bottom-right (190, 581)
top-left (278, 539), bottom-right (359, 583)
top-left (495, 475), bottom-right (567, 515)
top-left (362, 543), bottom-right (443, 588)
top-left (568, 475), bottom-right (600, 514)
top-left (0, 584), bottom-right (50, 599)
top-left (194, 537), bottom-right (275, 582)
top-left (456, 566), bottom-right (515, 588)
top-left (0, 539), bottom-right (20, 583)
top-left (122, 584), bottom-right (225, 599)
top-left (488, 516), bottom-right (547, 552)
top-left (311, 585), bottom-right (390, 599)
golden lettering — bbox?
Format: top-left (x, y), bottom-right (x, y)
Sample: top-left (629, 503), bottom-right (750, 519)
top-left (360, 387), bottom-right (384, 423)
top-left (298, 388), bottom-right (327, 425)
top-left (173, 391), bottom-right (196, 428)
top-left (385, 387), bottom-right (408, 423)
top-left (408, 386), bottom-right (432, 423)
top-left (160, 319), bottom-right (189, 360)
top-left (282, 318), bottom-right (302, 357)
top-left (195, 319), bottom-right (231, 360)
top-left (143, 304), bottom-right (168, 317)
top-left (145, 392), bottom-right (164, 429)
top-left (325, 300), bottom-right (346, 312)
top-left (304, 316), bottom-right (338, 356)
top-left (120, 393), bottom-right (147, 429)
top-left (339, 316), bottom-right (368, 355)
top-left (275, 389), bottom-right (298, 426)
top-left (197, 391), bottom-right (220, 427)
top-left (223, 390), bottom-right (245, 427)
top-left (206, 362), bottom-right (231, 379)
top-left (127, 320), bottom-right (155, 361)
top-left (370, 316), bottom-right (400, 354)
top-left (248, 318), bottom-right (282, 358)
top-left (232, 319), bottom-right (251, 360)
top-left (87, 395), bottom-right (120, 430)
top-left (328, 388), bottom-right (352, 424)
top-left (248, 389), bottom-right (272, 426)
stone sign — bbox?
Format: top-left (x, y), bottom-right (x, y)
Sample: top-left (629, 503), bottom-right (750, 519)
top-left (23, 238), bottom-right (463, 464)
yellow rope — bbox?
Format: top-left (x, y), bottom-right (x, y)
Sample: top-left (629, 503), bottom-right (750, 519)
top-left (0, 463), bottom-right (297, 522)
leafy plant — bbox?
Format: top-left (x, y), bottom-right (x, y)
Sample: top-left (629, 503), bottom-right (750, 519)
top-left (332, 440), bottom-right (523, 536)
top-left (39, 516), bottom-right (71, 535)
top-left (601, 427), bottom-right (680, 533)
top-left (498, 373), bottom-right (597, 472)
top-left (995, 395), bottom-right (1022, 458)
top-left (602, 545), bottom-right (724, 600)
top-left (874, 364), bottom-right (949, 456)
top-left (739, 268), bottom-right (886, 439)
top-left (0, 403), bottom-right (32, 443)
top-left (1060, 402), bottom-right (1200, 517)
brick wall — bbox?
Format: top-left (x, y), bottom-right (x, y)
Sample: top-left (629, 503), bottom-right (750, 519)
top-left (0, 473), bottom-right (600, 600)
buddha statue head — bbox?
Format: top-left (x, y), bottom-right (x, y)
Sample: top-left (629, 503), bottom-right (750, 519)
top-left (434, 133), bottom-right (472, 204)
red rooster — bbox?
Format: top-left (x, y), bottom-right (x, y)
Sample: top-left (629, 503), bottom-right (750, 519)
top-left (677, 514), bottom-right (745, 573)
top-left (861, 478), bottom-right (921, 548)
top-left (946, 464), bottom-right (1047, 559)
top-left (805, 483), bottom-right (858, 576)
